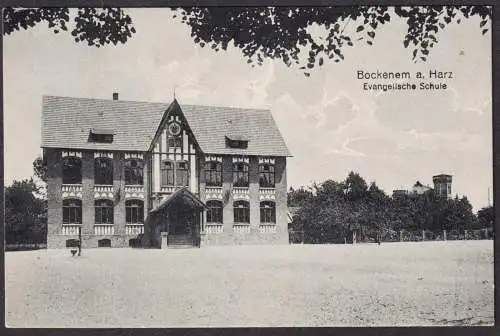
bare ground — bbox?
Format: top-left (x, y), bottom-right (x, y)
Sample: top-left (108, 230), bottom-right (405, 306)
top-left (5, 240), bottom-right (494, 327)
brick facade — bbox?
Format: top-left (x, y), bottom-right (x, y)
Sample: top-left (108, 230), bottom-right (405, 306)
top-left (46, 148), bottom-right (288, 248)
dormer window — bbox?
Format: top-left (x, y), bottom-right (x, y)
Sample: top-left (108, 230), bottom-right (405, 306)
top-left (89, 128), bottom-right (115, 143)
top-left (225, 135), bottom-right (249, 149)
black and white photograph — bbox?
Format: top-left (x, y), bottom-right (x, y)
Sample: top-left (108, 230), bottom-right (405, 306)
top-left (3, 5), bottom-right (495, 327)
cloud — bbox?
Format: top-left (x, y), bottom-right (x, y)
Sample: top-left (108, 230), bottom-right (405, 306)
top-left (344, 137), bottom-right (399, 158)
top-left (373, 87), bottom-right (491, 136)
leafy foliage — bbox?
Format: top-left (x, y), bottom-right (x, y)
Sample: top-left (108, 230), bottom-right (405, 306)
top-left (3, 7), bottom-right (135, 47)
top-left (3, 6), bottom-right (490, 75)
top-left (173, 6), bottom-right (491, 75)
top-left (289, 171), bottom-right (479, 244)
top-left (33, 155), bottom-right (48, 183)
top-left (5, 179), bottom-right (47, 244)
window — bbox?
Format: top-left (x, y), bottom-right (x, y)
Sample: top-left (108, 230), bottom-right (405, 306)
top-left (168, 137), bottom-right (182, 148)
top-left (124, 159), bottom-right (144, 185)
top-left (232, 162), bottom-right (249, 187)
top-left (63, 199), bottom-right (82, 224)
top-left (161, 161), bottom-right (174, 186)
top-left (89, 129), bottom-right (114, 143)
top-left (225, 135), bottom-right (248, 149)
top-left (62, 156), bottom-right (82, 184)
top-left (176, 161), bottom-right (189, 186)
top-left (94, 157), bottom-right (113, 185)
top-left (204, 161), bottom-right (222, 187)
top-left (66, 239), bottom-right (80, 248)
top-left (233, 200), bottom-right (250, 223)
top-left (126, 200), bottom-right (144, 224)
top-left (98, 239), bottom-right (111, 247)
top-left (260, 201), bottom-right (276, 223)
top-left (259, 163), bottom-right (275, 188)
top-left (95, 199), bottom-right (114, 224)
top-left (207, 200), bottom-right (223, 223)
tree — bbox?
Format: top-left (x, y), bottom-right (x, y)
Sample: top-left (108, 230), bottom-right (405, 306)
top-left (477, 205), bottom-right (494, 229)
top-left (3, 8), bottom-right (135, 47)
top-left (5, 179), bottom-right (47, 244)
top-left (287, 186), bottom-right (313, 207)
top-left (3, 6), bottom-right (491, 75)
top-left (33, 155), bottom-right (48, 183)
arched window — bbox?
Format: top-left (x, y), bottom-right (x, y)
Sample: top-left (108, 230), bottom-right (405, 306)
top-left (94, 157), bottom-right (113, 185)
top-left (63, 199), bottom-right (82, 224)
top-left (62, 156), bottom-right (82, 184)
top-left (95, 199), bottom-right (114, 224)
top-left (161, 161), bottom-right (174, 186)
top-left (207, 200), bottom-right (223, 223)
top-left (126, 200), bottom-right (144, 224)
top-left (233, 200), bottom-right (250, 223)
top-left (259, 163), bottom-right (275, 188)
top-left (232, 162), bottom-right (249, 187)
top-left (124, 159), bottom-right (144, 185)
top-left (204, 161), bottom-right (222, 187)
top-left (176, 161), bottom-right (189, 186)
top-left (260, 201), bottom-right (276, 223)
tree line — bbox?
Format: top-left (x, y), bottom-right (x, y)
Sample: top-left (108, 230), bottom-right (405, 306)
top-left (288, 171), bottom-right (494, 244)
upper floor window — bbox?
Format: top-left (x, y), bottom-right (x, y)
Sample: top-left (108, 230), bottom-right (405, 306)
top-left (161, 161), bottom-right (174, 186)
top-left (94, 157), bottom-right (113, 185)
top-left (168, 137), bottom-right (182, 148)
top-left (126, 200), bottom-right (144, 224)
top-left (63, 199), bottom-right (82, 224)
top-left (204, 161), bottom-right (223, 187)
top-left (260, 201), bottom-right (276, 223)
top-left (62, 156), bottom-right (82, 184)
top-left (124, 159), bottom-right (144, 185)
top-left (176, 161), bottom-right (189, 186)
top-left (206, 200), bottom-right (223, 223)
top-left (259, 163), bottom-right (275, 188)
top-left (234, 200), bottom-right (250, 223)
top-left (95, 199), bottom-right (114, 224)
top-left (232, 162), bottom-right (249, 187)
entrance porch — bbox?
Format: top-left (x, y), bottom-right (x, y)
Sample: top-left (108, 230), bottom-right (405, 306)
top-left (146, 188), bottom-right (207, 249)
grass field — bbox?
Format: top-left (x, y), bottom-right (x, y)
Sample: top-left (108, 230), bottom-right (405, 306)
top-left (5, 240), bottom-right (494, 327)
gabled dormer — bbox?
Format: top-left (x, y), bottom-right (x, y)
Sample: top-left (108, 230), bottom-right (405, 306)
top-left (88, 128), bottom-right (115, 143)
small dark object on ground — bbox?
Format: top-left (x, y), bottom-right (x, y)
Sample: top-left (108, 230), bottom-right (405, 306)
top-left (70, 249), bottom-right (77, 256)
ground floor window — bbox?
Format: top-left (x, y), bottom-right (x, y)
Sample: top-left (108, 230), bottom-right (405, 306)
top-left (234, 200), bottom-right (250, 223)
top-left (65, 239), bottom-right (79, 248)
top-left (260, 201), bottom-right (276, 223)
top-left (98, 239), bottom-right (111, 247)
top-left (95, 199), bottom-right (114, 224)
top-left (63, 199), bottom-right (82, 224)
top-left (207, 200), bottom-right (223, 223)
top-left (126, 200), bottom-right (144, 224)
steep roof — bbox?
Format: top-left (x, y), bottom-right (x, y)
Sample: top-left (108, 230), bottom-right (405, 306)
top-left (41, 95), bottom-right (291, 156)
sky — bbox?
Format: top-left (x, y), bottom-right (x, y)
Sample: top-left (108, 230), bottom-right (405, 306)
top-left (3, 8), bottom-right (492, 211)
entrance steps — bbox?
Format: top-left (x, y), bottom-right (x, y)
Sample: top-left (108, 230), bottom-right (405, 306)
top-left (167, 234), bottom-right (195, 248)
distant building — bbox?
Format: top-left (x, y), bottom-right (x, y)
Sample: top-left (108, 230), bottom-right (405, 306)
top-left (392, 189), bottom-right (408, 199)
top-left (411, 181), bottom-right (432, 195)
top-left (392, 175), bottom-right (452, 199)
top-left (433, 174), bottom-right (453, 199)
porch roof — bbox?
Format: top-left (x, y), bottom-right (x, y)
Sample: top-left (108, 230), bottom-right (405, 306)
top-left (150, 188), bottom-right (208, 214)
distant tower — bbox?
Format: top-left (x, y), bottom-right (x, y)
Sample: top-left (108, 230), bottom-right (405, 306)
top-left (433, 174), bottom-right (452, 199)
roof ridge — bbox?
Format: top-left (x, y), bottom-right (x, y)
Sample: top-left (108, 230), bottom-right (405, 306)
top-left (43, 95), bottom-right (269, 111)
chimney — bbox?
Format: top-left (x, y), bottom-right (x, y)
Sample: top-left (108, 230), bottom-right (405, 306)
top-left (112, 92), bottom-right (119, 100)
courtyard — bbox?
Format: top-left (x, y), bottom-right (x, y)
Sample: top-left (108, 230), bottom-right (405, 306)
top-left (5, 240), bottom-right (494, 327)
